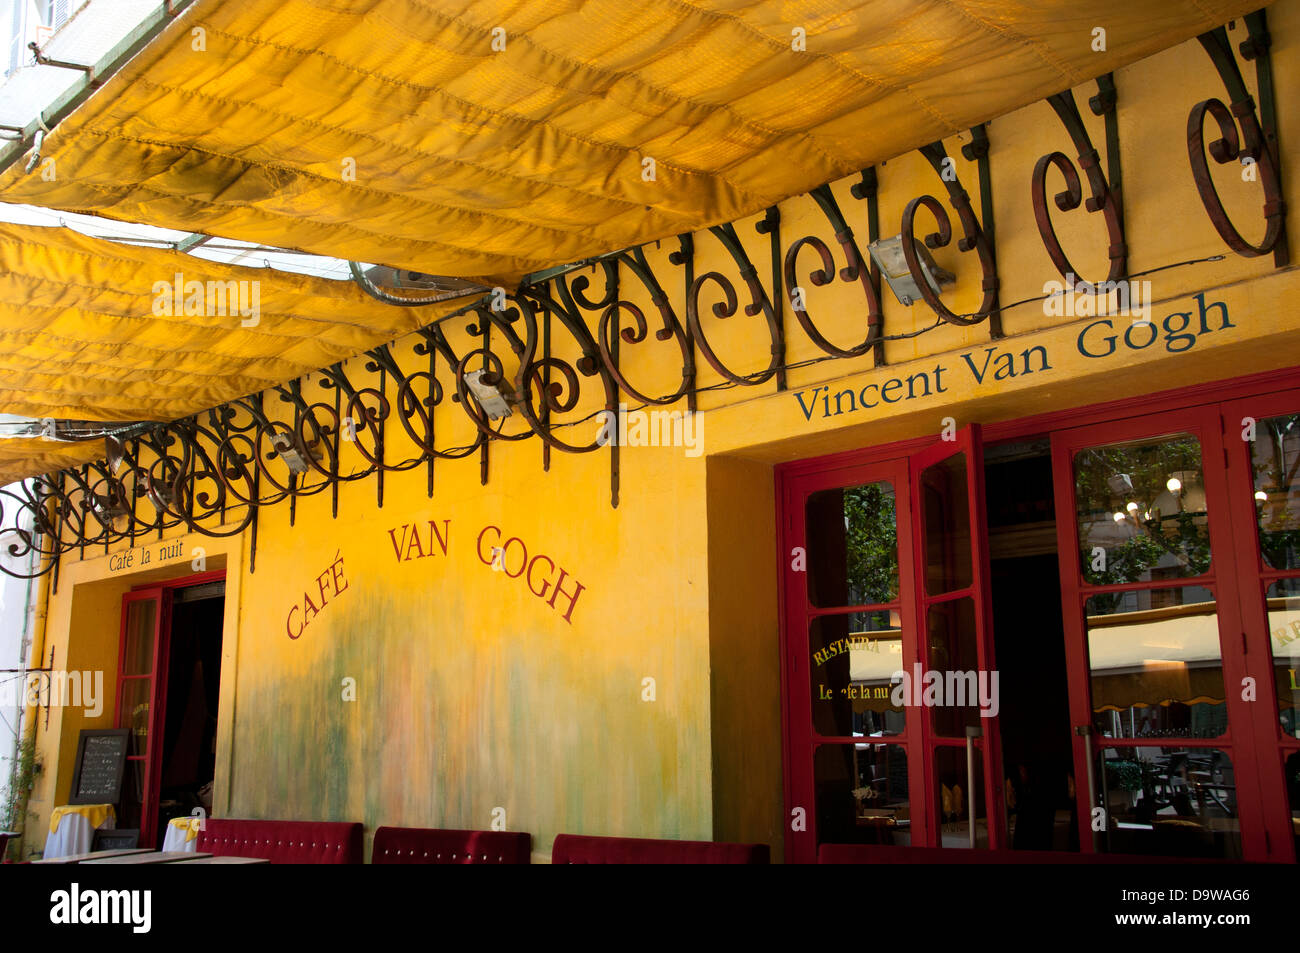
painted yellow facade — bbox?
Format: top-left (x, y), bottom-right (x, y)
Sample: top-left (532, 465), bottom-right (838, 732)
top-left (16, 5), bottom-right (1300, 863)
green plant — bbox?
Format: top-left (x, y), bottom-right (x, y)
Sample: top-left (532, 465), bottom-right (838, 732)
top-left (1, 733), bottom-right (42, 861)
top-left (842, 483), bottom-right (898, 605)
top-left (1074, 437), bottom-right (1212, 595)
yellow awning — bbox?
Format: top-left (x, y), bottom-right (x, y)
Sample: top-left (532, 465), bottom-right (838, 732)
top-left (0, 221), bottom-right (470, 484)
top-left (0, 0), bottom-right (1264, 287)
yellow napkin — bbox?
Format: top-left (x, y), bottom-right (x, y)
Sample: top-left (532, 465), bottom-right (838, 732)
top-left (49, 803), bottom-right (115, 835)
top-left (169, 816), bottom-right (202, 842)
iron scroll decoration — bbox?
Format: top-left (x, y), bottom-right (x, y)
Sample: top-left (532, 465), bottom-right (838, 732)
top-left (1031, 82), bottom-right (1128, 287)
top-left (1, 9), bottom-right (1288, 580)
top-left (1188, 16), bottom-right (1288, 266)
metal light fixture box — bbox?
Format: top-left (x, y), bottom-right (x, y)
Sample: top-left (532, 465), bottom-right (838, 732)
top-left (144, 474), bottom-right (176, 510)
top-left (463, 369), bottom-right (515, 420)
top-left (270, 433), bottom-right (316, 474)
top-left (868, 234), bottom-right (956, 306)
top-left (91, 493), bottom-right (130, 524)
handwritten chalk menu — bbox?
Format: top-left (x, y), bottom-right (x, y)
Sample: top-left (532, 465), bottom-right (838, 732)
top-left (68, 730), bottom-right (129, 805)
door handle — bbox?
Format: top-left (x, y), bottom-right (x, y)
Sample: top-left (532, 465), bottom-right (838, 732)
top-left (1076, 724), bottom-right (1102, 850)
top-left (965, 726), bottom-right (981, 848)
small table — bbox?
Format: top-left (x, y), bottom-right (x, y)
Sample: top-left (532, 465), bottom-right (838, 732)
top-left (43, 805), bottom-right (116, 859)
top-left (161, 817), bottom-right (202, 853)
top-left (81, 851), bottom-right (213, 865)
top-left (33, 848), bottom-right (152, 865)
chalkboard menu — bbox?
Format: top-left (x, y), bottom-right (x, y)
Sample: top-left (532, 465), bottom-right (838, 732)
top-left (69, 729), bottom-right (129, 805)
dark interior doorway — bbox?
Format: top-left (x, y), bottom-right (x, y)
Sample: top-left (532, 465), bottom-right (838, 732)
top-left (152, 580), bottom-right (223, 847)
top-left (984, 439), bottom-right (1077, 852)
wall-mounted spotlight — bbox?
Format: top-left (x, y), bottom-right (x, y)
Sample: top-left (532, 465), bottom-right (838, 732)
top-left (270, 432), bottom-right (317, 474)
top-left (144, 473), bottom-right (176, 511)
top-left (90, 493), bottom-right (130, 526)
top-left (462, 369), bottom-right (516, 420)
top-left (105, 435), bottom-right (126, 475)
top-left (868, 234), bottom-right (956, 306)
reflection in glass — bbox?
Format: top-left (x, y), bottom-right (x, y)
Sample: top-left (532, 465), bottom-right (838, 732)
top-left (1265, 579), bottom-right (1300, 735)
top-left (814, 743), bottom-right (910, 846)
top-left (1075, 434), bottom-right (1210, 586)
top-left (118, 678), bottom-right (152, 756)
top-left (117, 756), bottom-right (143, 831)
top-left (1095, 746), bottom-right (1241, 859)
top-left (122, 601), bottom-right (156, 676)
top-left (1285, 751), bottom-right (1300, 859)
top-left (927, 598), bottom-right (982, 737)
top-left (935, 746), bottom-right (987, 848)
top-left (805, 482), bottom-right (898, 607)
top-left (1252, 414), bottom-right (1300, 571)
top-left (810, 612), bottom-right (904, 736)
top-left (921, 453), bottom-right (972, 595)
top-left (1087, 587), bottom-right (1227, 738)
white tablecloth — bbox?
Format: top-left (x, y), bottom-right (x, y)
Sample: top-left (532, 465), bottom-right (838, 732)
top-left (161, 817), bottom-right (201, 852)
top-left (43, 807), bottom-right (115, 859)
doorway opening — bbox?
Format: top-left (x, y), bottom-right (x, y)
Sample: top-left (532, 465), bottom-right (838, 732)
top-left (115, 573), bottom-right (225, 848)
top-left (984, 438), bottom-right (1076, 852)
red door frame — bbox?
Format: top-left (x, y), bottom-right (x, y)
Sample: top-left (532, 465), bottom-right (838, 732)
top-left (780, 456), bottom-right (920, 863)
top-left (909, 425), bottom-right (1004, 849)
top-left (776, 364), bottom-right (1300, 863)
top-left (1220, 389), bottom-right (1300, 860)
top-left (1050, 405), bottom-right (1267, 859)
top-left (115, 587), bottom-right (172, 849)
top-left (115, 569), bottom-right (226, 848)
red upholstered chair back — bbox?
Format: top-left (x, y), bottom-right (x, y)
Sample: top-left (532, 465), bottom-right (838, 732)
top-left (372, 827), bottom-right (531, 864)
top-left (197, 818), bottom-right (363, 864)
top-left (817, 844), bottom-right (1228, 864)
top-left (551, 834), bottom-right (769, 864)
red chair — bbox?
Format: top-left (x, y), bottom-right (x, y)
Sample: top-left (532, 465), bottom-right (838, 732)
top-left (372, 826), bottom-right (531, 864)
top-left (197, 818), bottom-right (362, 864)
top-left (552, 833), bottom-right (769, 864)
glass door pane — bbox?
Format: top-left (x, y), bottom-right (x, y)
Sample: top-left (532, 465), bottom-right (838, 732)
top-left (1222, 393), bottom-right (1300, 863)
top-left (910, 424), bottom-right (1002, 850)
top-left (116, 588), bottom-right (171, 848)
top-left (1053, 407), bottom-right (1260, 860)
top-left (783, 457), bottom-right (919, 863)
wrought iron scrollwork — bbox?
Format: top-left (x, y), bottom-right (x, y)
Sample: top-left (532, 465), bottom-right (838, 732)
top-left (900, 143), bottom-right (999, 327)
top-left (1189, 14), bottom-right (1287, 265)
top-left (689, 222), bottom-right (784, 385)
top-left (785, 184), bottom-right (883, 359)
top-left (1032, 83), bottom-right (1127, 286)
top-left (8, 9), bottom-right (1291, 578)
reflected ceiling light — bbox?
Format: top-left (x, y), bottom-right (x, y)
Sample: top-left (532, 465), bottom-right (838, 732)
top-left (868, 235), bottom-right (956, 307)
top-left (1166, 476), bottom-right (1183, 493)
top-left (1126, 501), bottom-right (1139, 512)
top-left (1112, 511), bottom-right (1126, 522)
top-left (1255, 490), bottom-right (1268, 502)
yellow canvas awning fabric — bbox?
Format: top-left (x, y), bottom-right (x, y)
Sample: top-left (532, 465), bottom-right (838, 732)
top-left (0, 437), bottom-right (113, 488)
top-left (0, 0), bottom-right (1265, 287)
top-left (0, 220), bottom-right (466, 483)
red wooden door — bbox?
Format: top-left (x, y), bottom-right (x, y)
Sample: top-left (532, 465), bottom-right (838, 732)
top-left (908, 424), bottom-right (1004, 850)
top-left (115, 587), bottom-right (173, 848)
top-left (1050, 405), bottom-right (1275, 860)
top-left (1220, 387), bottom-right (1300, 862)
top-left (780, 425), bottom-right (1002, 861)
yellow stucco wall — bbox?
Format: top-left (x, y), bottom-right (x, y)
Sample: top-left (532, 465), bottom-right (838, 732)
top-left (19, 7), bottom-right (1300, 861)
